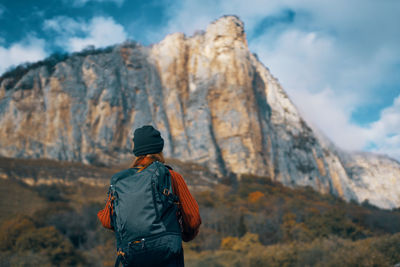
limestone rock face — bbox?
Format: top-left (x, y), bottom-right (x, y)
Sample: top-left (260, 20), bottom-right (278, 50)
top-left (0, 16), bottom-right (399, 209)
top-left (342, 153), bottom-right (400, 209)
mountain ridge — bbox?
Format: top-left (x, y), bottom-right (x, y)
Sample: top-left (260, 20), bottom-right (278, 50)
top-left (0, 15), bottom-right (399, 209)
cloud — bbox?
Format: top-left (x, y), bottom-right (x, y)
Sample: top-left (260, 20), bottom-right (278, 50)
top-left (70, 0), bottom-right (124, 7)
top-left (371, 95), bottom-right (400, 137)
top-left (44, 16), bottom-right (128, 52)
top-left (290, 88), bottom-right (370, 151)
top-left (143, 0), bottom-right (222, 43)
top-left (367, 95), bottom-right (400, 159)
top-left (0, 37), bottom-right (47, 75)
top-left (43, 16), bottom-right (83, 36)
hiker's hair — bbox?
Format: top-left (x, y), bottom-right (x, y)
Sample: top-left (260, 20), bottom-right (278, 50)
top-left (130, 152), bottom-right (165, 169)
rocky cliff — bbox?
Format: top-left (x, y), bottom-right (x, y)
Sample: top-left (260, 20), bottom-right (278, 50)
top-left (0, 16), bottom-right (399, 209)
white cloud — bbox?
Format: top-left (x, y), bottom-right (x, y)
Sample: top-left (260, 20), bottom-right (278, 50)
top-left (68, 17), bottom-right (127, 52)
top-left (144, 0), bottom-right (222, 43)
top-left (290, 88), bottom-right (370, 151)
top-left (43, 16), bottom-right (83, 35)
top-left (71, 0), bottom-right (124, 7)
top-left (370, 96), bottom-right (400, 138)
top-left (0, 37), bottom-right (47, 75)
top-left (44, 16), bottom-right (128, 52)
top-left (367, 95), bottom-right (400, 159)
top-left (251, 30), bottom-right (338, 93)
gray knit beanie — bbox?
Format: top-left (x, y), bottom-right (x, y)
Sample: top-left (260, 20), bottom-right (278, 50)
top-left (132, 125), bottom-right (164, 156)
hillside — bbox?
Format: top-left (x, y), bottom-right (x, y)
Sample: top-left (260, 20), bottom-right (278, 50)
top-left (0, 157), bottom-right (399, 266)
top-left (0, 15), bottom-right (399, 209)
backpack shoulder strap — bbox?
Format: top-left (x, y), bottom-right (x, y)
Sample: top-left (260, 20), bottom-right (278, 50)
top-left (165, 165), bottom-right (173, 170)
top-left (161, 164), bottom-right (179, 203)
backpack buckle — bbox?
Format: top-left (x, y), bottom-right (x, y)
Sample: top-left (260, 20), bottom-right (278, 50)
top-left (117, 249), bottom-right (126, 257)
top-left (163, 188), bottom-right (170, 196)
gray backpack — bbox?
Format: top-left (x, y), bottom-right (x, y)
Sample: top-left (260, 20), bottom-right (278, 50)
top-left (109, 161), bottom-right (182, 266)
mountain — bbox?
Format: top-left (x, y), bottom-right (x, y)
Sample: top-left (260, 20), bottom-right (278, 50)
top-left (0, 16), bottom-right (399, 209)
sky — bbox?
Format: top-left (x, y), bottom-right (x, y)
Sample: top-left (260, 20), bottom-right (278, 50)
top-left (0, 0), bottom-right (399, 160)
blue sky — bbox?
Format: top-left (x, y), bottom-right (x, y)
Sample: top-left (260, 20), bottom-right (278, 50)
top-left (0, 0), bottom-right (399, 160)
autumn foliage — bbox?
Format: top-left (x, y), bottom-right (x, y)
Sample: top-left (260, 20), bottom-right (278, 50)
top-left (1, 161), bottom-right (400, 266)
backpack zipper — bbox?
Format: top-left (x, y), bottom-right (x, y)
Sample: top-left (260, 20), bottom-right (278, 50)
top-left (128, 238), bottom-right (146, 249)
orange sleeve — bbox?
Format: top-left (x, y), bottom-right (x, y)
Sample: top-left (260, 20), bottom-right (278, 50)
top-left (169, 170), bottom-right (201, 242)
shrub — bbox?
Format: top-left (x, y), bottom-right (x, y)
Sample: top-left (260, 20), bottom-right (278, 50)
top-left (0, 217), bottom-right (86, 266)
top-left (0, 216), bottom-right (36, 251)
top-left (15, 226), bottom-right (85, 266)
top-left (220, 236), bottom-right (239, 250)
